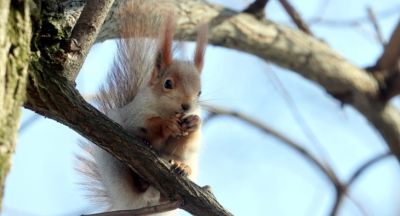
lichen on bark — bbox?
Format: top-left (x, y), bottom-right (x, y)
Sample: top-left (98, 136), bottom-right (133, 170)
top-left (0, 0), bottom-right (31, 208)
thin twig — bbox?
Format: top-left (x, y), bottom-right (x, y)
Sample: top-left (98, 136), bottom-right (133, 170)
top-left (330, 152), bottom-right (392, 216)
top-left (311, 0), bottom-right (331, 23)
top-left (267, 67), bottom-right (335, 172)
top-left (83, 201), bottom-right (182, 216)
top-left (202, 104), bottom-right (341, 187)
top-left (347, 151), bottom-right (392, 186)
top-left (366, 6), bottom-right (385, 46)
top-left (346, 193), bottom-right (370, 216)
top-left (243, 0), bottom-right (270, 19)
top-left (308, 6), bottom-right (400, 26)
top-left (277, 0), bottom-right (313, 35)
top-left (19, 114), bottom-right (40, 133)
top-left (375, 20), bottom-right (400, 71)
top-left (373, 20), bottom-right (400, 100)
top-left (63, 0), bottom-right (116, 81)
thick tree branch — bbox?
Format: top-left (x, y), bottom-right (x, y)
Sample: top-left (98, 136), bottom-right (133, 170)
top-left (372, 20), bottom-right (400, 100)
top-left (25, 72), bottom-right (231, 215)
top-left (175, 1), bottom-right (400, 159)
top-left (28, 0), bottom-right (400, 199)
top-left (26, 1), bottom-right (231, 215)
top-left (24, 0), bottom-right (400, 214)
top-left (202, 105), bottom-right (377, 216)
top-left (375, 20), bottom-right (400, 71)
top-left (63, 0), bottom-right (115, 81)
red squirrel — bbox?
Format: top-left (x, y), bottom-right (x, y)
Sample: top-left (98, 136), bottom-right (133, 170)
top-left (78, 0), bottom-right (208, 213)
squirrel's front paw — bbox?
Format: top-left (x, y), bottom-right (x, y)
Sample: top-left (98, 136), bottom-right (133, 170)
top-left (163, 115), bottom-right (184, 137)
top-left (180, 115), bottom-right (200, 135)
top-left (169, 160), bottom-right (192, 177)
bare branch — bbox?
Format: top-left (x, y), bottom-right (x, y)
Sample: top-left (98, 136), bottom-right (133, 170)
top-left (203, 104), bottom-right (341, 187)
top-left (376, 20), bottom-right (400, 72)
top-left (267, 68), bottom-right (333, 168)
top-left (55, 0), bottom-right (400, 179)
top-left (63, 0), bottom-right (116, 81)
top-left (25, 74), bottom-right (231, 216)
top-left (19, 114), bottom-right (40, 133)
top-left (371, 20), bottom-right (400, 100)
top-left (330, 152), bottom-right (393, 216)
top-left (366, 6), bottom-right (385, 46)
top-left (27, 1), bottom-right (400, 214)
top-left (347, 152), bottom-right (393, 186)
top-left (27, 1), bottom-right (231, 215)
top-left (277, 0), bottom-right (313, 35)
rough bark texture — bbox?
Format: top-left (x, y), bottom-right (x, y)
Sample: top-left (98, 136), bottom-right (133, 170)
top-left (26, 0), bottom-right (232, 215)
top-left (60, 0), bottom-right (400, 155)
top-left (25, 73), bottom-right (232, 215)
top-left (20, 0), bottom-right (400, 215)
top-left (0, 0), bottom-right (31, 208)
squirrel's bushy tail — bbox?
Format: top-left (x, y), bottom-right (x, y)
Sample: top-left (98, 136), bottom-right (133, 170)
top-left (97, 0), bottom-right (175, 113)
top-left (78, 0), bottom-right (178, 212)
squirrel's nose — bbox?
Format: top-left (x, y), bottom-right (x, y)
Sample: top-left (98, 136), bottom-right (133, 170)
top-left (181, 103), bottom-right (191, 111)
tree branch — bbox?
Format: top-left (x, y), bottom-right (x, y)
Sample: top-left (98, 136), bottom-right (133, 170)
top-left (26, 1), bottom-right (231, 215)
top-left (25, 72), bottom-right (231, 215)
top-left (63, 0), bottom-right (116, 81)
top-left (203, 105), bottom-right (341, 187)
top-left (330, 152), bottom-right (393, 216)
top-left (366, 6), bottom-right (385, 46)
top-left (24, 0), bottom-right (400, 214)
top-left (277, 0), bottom-right (313, 35)
top-left (375, 20), bottom-right (400, 71)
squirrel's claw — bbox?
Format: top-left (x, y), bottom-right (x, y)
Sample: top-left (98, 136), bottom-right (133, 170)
top-left (180, 115), bottom-right (200, 134)
top-left (169, 160), bottom-right (192, 177)
top-left (164, 116), bottom-right (184, 137)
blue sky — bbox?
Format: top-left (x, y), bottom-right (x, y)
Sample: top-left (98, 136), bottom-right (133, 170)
top-left (2, 0), bottom-right (400, 215)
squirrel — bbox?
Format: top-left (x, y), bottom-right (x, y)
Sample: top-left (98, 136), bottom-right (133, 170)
top-left (77, 0), bottom-right (208, 214)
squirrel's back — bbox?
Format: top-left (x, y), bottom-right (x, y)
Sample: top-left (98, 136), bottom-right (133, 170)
top-left (77, 0), bottom-right (207, 213)
top-left (97, 0), bottom-right (172, 114)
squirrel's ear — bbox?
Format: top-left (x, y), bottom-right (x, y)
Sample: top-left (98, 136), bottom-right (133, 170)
top-left (151, 15), bottom-right (175, 84)
top-left (156, 15), bottom-right (175, 70)
top-left (193, 23), bottom-right (208, 73)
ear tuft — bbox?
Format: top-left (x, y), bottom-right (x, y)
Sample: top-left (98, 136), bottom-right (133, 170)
top-left (193, 23), bottom-right (208, 73)
top-left (151, 14), bottom-right (176, 84)
top-left (158, 14), bottom-right (175, 68)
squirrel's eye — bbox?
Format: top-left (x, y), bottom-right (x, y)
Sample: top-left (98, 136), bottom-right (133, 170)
top-left (164, 79), bottom-right (173, 89)
top-left (198, 91), bottom-right (202, 97)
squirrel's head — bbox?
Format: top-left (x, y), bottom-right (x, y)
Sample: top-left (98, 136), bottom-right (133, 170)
top-left (149, 61), bottom-right (201, 116)
top-left (148, 20), bottom-right (207, 116)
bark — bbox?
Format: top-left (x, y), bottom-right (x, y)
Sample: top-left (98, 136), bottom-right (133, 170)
top-left (26, 0), bottom-right (231, 215)
top-left (21, 0), bottom-right (400, 215)
top-left (59, 0), bottom-right (400, 155)
top-left (0, 0), bottom-right (31, 209)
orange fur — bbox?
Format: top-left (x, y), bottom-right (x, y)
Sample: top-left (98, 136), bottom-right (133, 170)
top-left (79, 0), bottom-right (209, 212)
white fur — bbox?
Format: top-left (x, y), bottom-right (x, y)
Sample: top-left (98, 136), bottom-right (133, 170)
top-left (89, 104), bottom-right (201, 213)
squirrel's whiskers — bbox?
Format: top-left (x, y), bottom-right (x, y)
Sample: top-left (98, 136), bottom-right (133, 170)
top-left (78, 0), bottom-right (208, 213)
